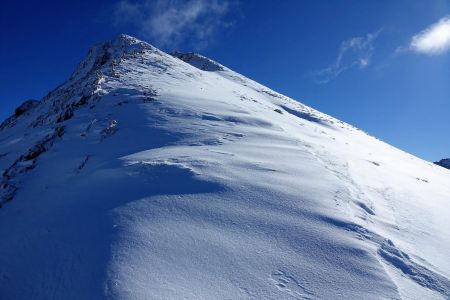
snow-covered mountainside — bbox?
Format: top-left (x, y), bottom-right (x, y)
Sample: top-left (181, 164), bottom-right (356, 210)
top-left (435, 159), bottom-right (450, 170)
top-left (1, 34), bottom-right (449, 300)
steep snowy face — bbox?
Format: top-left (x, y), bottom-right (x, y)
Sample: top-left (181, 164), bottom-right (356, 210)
top-left (0, 34), bottom-right (160, 204)
top-left (1, 35), bottom-right (450, 300)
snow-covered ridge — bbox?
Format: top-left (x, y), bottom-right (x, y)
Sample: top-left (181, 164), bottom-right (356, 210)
top-left (0, 34), bottom-right (449, 299)
top-left (171, 51), bottom-right (225, 71)
top-left (0, 99), bottom-right (38, 130)
top-left (0, 34), bottom-right (341, 135)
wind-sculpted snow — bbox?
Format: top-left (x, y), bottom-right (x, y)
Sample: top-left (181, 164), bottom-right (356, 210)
top-left (378, 240), bottom-right (450, 295)
top-left (0, 34), bottom-right (449, 299)
top-left (319, 215), bottom-right (450, 297)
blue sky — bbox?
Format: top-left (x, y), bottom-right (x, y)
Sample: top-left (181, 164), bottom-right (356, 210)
top-left (1, 0), bottom-right (449, 161)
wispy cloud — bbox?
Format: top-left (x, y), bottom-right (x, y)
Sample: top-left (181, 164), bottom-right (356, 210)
top-left (408, 16), bottom-right (450, 55)
top-left (114, 0), bottom-right (233, 49)
top-left (313, 31), bottom-right (381, 84)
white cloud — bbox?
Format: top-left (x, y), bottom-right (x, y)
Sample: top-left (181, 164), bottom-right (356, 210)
top-left (313, 31), bottom-right (380, 84)
top-left (409, 16), bottom-right (450, 55)
top-left (114, 0), bottom-right (232, 49)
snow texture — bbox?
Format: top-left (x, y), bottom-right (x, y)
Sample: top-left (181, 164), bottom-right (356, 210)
top-left (1, 34), bottom-right (449, 300)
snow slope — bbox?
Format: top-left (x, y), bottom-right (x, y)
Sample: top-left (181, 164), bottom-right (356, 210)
top-left (0, 34), bottom-right (449, 299)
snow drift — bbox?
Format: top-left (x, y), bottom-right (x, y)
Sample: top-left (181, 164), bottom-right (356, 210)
top-left (1, 34), bottom-right (449, 299)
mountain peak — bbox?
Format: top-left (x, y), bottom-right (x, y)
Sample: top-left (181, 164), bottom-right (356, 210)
top-left (69, 34), bottom-right (156, 82)
top-left (115, 33), bottom-right (145, 45)
top-left (2, 34), bottom-right (450, 299)
top-left (108, 34), bottom-right (156, 52)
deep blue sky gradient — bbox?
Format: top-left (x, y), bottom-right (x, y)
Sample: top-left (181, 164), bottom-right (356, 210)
top-left (1, 0), bottom-right (449, 161)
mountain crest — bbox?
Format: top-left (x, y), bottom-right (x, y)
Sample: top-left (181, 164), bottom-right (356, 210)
top-left (171, 51), bottom-right (225, 71)
top-left (70, 34), bottom-right (156, 81)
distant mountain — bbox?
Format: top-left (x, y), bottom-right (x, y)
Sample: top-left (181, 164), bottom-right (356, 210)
top-left (1, 34), bottom-right (449, 299)
top-left (435, 158), bottom-right (450, 170)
